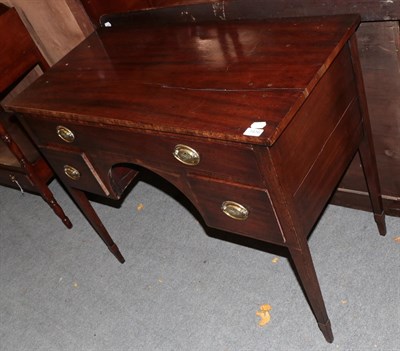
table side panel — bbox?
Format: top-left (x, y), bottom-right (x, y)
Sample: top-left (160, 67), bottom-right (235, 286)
top-left (293, 100), bottom-right (363, 235)
top-left (269, 44), bottom-right (364, 236)
top-left (269, 45), bottom-right (358, 196)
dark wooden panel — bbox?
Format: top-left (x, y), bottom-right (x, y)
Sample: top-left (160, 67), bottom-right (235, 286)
top-left (151, 0), bottom-right (210, 6)
top-left (80, 0), bottom-right (151, 25)
top-left (95, 0), bottom-right (400, 27)
top-left (269, 46), bottom-right (365, 234)
top-left (270, 46), bottom-right (358, 196)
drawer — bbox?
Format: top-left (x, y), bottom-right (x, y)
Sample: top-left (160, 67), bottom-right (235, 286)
top-left (21, 117), bottom-right (264, 186)
top-left (41, 147), bottom-right (112, 197)
top-left (0, 170), bottom-right (37, 193)
top-left (188, 174), bottom-right (285, 245)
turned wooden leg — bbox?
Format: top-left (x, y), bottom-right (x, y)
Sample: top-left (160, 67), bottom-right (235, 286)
top-left (67, 187), bottom-right (125, 263)
top-left (27, 171), bottom-right (72, 229)
top-left (0, 121), bottom-right (72, 229)
top-left (40, 189), bottom-right (73, 229)
top-left (288, 244), bottom-right (334, 343)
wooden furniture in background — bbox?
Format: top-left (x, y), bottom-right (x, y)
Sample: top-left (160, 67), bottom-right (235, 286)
top-left (80, 0), bottom-right (212, 24)
top-left (78, 0), bottom-right (400, 217)
top-left (7, 15), bottom-right (386, 342)
top-left (0, 0), bottom-right (93, 65)
top-left (0, 5), bottom-right (72, 228)
top-left (81, 0), bottom-right (399, 23)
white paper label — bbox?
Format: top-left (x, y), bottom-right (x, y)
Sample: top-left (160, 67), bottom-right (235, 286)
top-left (250, 121), bottom-right (267, 129)
top-left (243, 127), bottom-right (264, 137)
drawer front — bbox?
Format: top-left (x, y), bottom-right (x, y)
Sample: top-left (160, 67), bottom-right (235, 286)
top-left (22, 117), bottom-right (264, 186)
top-left (0, 170), bottom-right (37, 193)
top-left (41, 147), bottom-right (111, 196)
top-left (188, 175), bottom-right (285, 245)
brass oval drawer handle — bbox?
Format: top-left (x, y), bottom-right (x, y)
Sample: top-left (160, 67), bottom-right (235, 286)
top-left (221, 201), bottom-right (249, 221)
top-left (64, 165), bottom-right (81, 180)
top-left (56, 125), bottom-right (75, 143)
top-left (173, 144), bottom-right (200, 166)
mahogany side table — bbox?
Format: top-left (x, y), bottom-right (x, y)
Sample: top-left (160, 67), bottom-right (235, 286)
top-left (6, 15), bottom-right (386, 342)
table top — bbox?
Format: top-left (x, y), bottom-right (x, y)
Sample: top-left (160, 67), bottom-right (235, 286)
top-left (7, 15), bottom-right (359, 146)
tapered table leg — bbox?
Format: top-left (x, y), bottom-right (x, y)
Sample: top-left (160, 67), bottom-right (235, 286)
top-left (358, 136), bottom-right (386, 235)
top-left (67, 187), bottom-right (125, 263)
top-left (349, 35), bottom-right (386, 236)
top-left (288, 244), bottom-right (334, 343)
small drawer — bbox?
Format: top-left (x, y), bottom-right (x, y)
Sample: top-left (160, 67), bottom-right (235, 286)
top-left (41, 147), bottom-right (111, 197)
top-left (0, 171), bottom-right (37, 193)
top-left (188, 175), bottom-right (285, 245)
top-left (19, 116), bottom-right (76, 147)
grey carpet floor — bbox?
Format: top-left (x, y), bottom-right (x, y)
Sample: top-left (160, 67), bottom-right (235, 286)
top-left (0, 175), bottom-right (399, 351)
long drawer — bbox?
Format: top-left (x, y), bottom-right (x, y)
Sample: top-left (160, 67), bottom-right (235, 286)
top-left (21, 117), bottom-right (264, 187)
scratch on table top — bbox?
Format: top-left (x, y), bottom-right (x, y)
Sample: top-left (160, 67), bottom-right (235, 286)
top-left (180, 10), bottom-right (196, 22)
top-left (212, 1), bottom-right (227, 21)
top-left (148, 83), bottom-right (302, 93)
